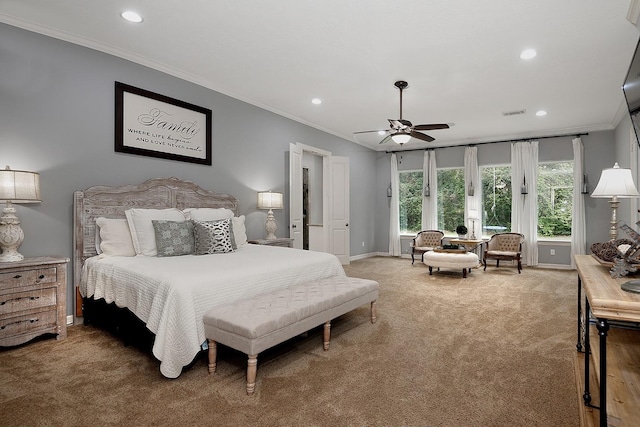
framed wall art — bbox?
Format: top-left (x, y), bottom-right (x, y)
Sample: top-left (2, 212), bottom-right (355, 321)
top-left (115, 82), bottom-right (212, 165)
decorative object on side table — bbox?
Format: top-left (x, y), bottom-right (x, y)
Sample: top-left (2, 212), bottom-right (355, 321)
top-left (608, 221), bottom-right (640, 293)
top-left (591, 163), bottom-right (640, 241)
top-left (456, 225), bottom-right (467, 239)
top-left (257, 191), bottom-right (283, 240)
top-left (0, 166), bottom-right (41, 262)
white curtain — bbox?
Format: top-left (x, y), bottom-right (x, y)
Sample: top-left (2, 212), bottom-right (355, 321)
top-left (389, 153), bottom-right (401, 256)
top-left (511, 141), bottom-right (538, 266)
top-left (464, 146), bottom-right (482, 239)
top-left (422, 150), bottom-right (438, 230)
top-left (571, 137), bottom-right (586, 269)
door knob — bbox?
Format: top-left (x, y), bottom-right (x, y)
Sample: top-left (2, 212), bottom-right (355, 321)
top-left (292, 224), bottom-right (297, 228)
top-left (346, 223), bottom-right (349, 227)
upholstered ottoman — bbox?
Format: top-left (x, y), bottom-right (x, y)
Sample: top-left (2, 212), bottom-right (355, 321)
top-left (423, 251), bottom-right (479, 278)
top-left (203, 276), bottom-right (379, 395)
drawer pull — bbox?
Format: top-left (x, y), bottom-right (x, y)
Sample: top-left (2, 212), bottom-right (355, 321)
top-left (13, 274), bottom-right (22, 279)
top-left (0, 295), bottom-right (41, 306)
top-left (0, 318), bottom-right (39, 330)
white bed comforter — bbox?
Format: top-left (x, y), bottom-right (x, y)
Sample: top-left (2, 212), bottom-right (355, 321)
top-left (81, 244), bottom-right (345, 378)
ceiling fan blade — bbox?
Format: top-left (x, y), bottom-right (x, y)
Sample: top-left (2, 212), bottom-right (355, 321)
top-left (353, 129), bottom-right (389, 135)
top-left (413, 123), bottom-right (450, 131)
top-left (410, 131), bottom-right (435, 142)
top-left (378, 134), bottom-right (392, 144)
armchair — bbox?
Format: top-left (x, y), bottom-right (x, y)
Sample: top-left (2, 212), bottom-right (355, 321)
top-left (483, 232), bottom-right (525, 273)
top-left (411, 230), bottom-right (444, 264)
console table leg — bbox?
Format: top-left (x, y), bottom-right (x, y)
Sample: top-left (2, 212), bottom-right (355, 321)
top-left (577, 276), bottom-right (583, 352)
top-left (597, 318), bottom-right (609, 427)
top-left (583, 296), bottom-right (592, 406)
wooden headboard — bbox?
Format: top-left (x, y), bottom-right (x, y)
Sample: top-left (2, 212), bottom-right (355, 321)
top-left (73, 177), bottom-right (239, 315)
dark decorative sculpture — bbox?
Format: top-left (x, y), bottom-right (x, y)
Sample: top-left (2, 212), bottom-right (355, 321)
top-left (609, 222), bottom-right (640, 293)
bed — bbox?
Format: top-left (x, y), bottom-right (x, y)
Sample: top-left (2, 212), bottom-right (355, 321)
top-left (74, 177), bottom-right (345, 378)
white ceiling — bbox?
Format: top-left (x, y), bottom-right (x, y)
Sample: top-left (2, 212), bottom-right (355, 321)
top-left (1, 1), bottom-right (639, 150)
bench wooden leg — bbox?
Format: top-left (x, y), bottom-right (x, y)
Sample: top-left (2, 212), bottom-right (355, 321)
top-left (246, 355), bottom-right (258, 395)
top-left (323, 321), bottom-right (331, 351)
top-left (371, 300), bottom-right (377, 323)
top-left (207, 339), bottom-right (217, 374)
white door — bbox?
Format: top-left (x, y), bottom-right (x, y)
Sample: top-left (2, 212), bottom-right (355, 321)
top-left (289, 143), bottom-right (303, 249)
top-left (330, 156), bottom-right (350, 264)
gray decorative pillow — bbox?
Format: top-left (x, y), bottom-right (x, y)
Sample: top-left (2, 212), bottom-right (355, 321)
top-left (193, 219), bottom-right (234, 255)
top-left (152, 220), bottom-right (195, 257)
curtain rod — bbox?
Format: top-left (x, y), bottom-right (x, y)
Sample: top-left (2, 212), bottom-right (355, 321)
top-left (384, 132), bottom-right (589, 154)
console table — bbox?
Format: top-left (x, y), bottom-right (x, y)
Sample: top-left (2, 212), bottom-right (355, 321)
top-left (574, 254), bottom-right (640, 426)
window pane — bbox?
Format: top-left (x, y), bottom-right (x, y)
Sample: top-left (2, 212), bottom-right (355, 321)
top-left (481, 166), bottom-right (512, 236)
top-left (399, 171), bottom-right (423, 234)
top-left (437, 168), bottom-right (464, 234)
top-left (537, 162), bottom-right (573, 239)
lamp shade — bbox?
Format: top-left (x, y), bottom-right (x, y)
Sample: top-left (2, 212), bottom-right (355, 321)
top-left (468, 209), bottom-right (479, 220)
top-left (391, 133), bottom-right (411, 145)
top-left (591, 163), bottom-right (640, 198)
top-left (257, 191), bottom-right (283, 210)
top-left (0, 166), bottom-right (41, 203)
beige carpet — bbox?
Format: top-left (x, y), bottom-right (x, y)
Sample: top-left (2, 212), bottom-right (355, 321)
top-left (0, 257), bottom-right (579, 427)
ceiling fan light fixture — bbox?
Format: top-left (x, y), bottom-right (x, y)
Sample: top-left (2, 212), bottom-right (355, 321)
top-left (391, 133), bottom-right (411, 145)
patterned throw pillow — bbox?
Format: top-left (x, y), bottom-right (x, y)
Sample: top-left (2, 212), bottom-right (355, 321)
top-left (193, 219), bottom-right (234, 255)
top-left (152, 220), bottom-right (195, 257)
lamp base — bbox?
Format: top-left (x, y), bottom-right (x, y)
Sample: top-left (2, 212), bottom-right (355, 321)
top-left (0, 202), bottom-right (25, 262)
top-left (264, 209), bottom-right (277, 240)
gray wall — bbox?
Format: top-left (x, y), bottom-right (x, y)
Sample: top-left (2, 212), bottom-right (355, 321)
top-left (0, 23), bottom-right (377, 316)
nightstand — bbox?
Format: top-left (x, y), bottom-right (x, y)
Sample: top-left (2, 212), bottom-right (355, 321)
top-left (0, 256), bottom-right (69, 346)
top-left (248, 238), bottom-right (294, 248)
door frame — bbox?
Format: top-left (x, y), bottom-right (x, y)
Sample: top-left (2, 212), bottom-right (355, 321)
top-left (290, 142), bottom-right (331, 252)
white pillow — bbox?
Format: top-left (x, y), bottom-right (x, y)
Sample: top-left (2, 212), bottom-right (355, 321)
top-left (125, 208), bottom-right (186, 256)
top-left (185, 208), bottom-right (234, 222)
top-left (232, 215), bottom-right (247, 247)
top-left (95, 217), bottom-right (136, 257)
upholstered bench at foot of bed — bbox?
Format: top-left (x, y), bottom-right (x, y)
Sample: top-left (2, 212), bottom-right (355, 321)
top-left (423, 251), bottom-right (479, 278)
top-left (203, 276), bottom-right (379, 395)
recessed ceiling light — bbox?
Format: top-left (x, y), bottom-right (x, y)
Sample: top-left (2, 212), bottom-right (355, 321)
top-left (520, 49), bottom-right (537, 60)
top-left (311, 98), bottom-right (322, 105)
top-left (121, 11), bottom-right (143, 23)
top-left (536, 110), bottom-right (547, 117)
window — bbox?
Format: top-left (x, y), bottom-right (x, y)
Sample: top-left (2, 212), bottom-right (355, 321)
top-left (398, 170), bottom-right (423, 234)
top-left (437, 168), bottom-right (465, 235)
top-left (481, 165), bottom-right (512, 236)
top-left (537, 161), bottom-right (573, 239)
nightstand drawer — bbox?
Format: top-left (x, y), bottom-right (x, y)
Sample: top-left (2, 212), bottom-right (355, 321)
top-left (0, 287), bottom-right (57, 315)
top-left (0, 308), bottom-right (57, 339)
top-left (0, 267), bottom-right (57, 291)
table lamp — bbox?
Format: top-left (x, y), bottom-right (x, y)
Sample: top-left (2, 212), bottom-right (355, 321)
top-left (0, 166), bottom-right (41, 262)
top-left (257, 191), bottom-right (283, 240)
top-left (468, 209), bottom-right (479, 240)
top-left (591, 163), bottom-right (640, 241)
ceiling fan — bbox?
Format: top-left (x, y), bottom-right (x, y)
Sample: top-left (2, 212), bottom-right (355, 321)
top-left (354, 80), bottom-right (450, 145)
